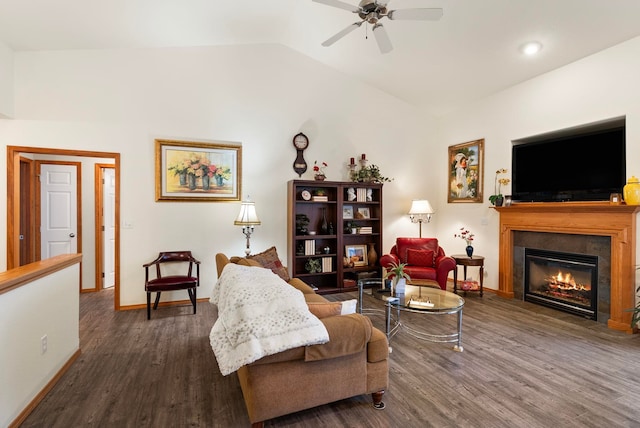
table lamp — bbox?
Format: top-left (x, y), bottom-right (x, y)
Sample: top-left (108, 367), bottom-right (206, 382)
top-left (408, 199), bottom-right (434, 238)
top-left (234, 197), bottom-right (261, 255)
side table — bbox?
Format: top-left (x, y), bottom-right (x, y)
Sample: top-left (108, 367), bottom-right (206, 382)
top-left (452, 254), bottom-right (484, 297)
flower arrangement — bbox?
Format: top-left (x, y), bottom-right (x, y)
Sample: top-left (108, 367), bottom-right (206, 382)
top-left (168, 153), bottom-right (231, 187)
top-left (350, 164), bottom-right (393, 183)
top-left (489, 168), bottom-right (510, 205)
top-left (454, 227), bottom-right (475, 246)
top-left (313, 161), bottom-right (328, 180)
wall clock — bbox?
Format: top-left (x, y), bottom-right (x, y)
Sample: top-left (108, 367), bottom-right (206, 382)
top-left (292, 132), bottom-right (309, 177)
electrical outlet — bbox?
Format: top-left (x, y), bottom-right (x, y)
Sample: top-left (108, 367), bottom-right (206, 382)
top-left (41, 335), bottom-right (48, 354)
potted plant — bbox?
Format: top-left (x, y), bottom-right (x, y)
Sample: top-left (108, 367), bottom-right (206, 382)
top-left (489, 168), bottom-right (510, 206)
top-left (295, 214), bottom-right (310, 235)
top-left (384, 261), bottom-right (411, 295)
top-left (350, 164), bottom-right (393, 183)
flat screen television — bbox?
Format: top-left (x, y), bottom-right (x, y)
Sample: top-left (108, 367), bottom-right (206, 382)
top-left (512, 121), bottom-right (626, 202)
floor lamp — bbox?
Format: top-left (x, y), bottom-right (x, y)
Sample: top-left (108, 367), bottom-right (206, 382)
top-left (408, 199), bottom-right (434, 238)
top-left (234, 197), bottom-right (261, 255)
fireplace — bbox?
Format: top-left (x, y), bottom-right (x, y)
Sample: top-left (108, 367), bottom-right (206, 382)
top-left (524, 249), bottom-right (598, 320)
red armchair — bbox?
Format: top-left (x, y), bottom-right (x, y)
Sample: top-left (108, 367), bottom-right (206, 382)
top-left (379, 238), bottom-right (456, 290)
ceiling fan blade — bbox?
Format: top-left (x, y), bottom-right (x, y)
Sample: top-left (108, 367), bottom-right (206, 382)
top-left (387, 8), bottom-right (443, 20)
top-left (312, 0), bottom-right (359, 13)
top-left (322, 22), bottom-right (363, 47)
top-left (372, 23), bottom-right (393, 54)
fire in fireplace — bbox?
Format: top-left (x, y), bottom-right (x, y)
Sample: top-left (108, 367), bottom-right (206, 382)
top-left (524, 248), bottom-right (598, 320)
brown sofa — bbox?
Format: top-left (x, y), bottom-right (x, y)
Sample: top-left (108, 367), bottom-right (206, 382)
top-left (214, 253), bottom-right (389, 428)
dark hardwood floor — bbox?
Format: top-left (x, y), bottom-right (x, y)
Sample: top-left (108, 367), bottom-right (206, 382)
top-left (21, 287), bottom-right (640, 427)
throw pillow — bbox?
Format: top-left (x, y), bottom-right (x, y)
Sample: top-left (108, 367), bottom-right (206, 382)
top-left (406, 248), bottom-right (436, 267)
top-left (307, 302), bottom-right (342, 319)
top-left (340, 299), bottom-right (357, 315)
top-left (247, 246), bottom-right (291, 282)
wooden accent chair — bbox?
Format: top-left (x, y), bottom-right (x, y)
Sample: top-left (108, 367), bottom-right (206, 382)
top-left (143, 251), bottom-right (200, 320)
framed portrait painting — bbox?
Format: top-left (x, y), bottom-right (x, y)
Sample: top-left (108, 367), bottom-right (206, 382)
top-left (155, 139), bottom-right (242, 202)
top-left (448, 139), bottom-right (484, 203)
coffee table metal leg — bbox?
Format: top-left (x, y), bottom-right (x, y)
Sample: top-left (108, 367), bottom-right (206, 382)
top-left (453, 309), bottom-right (464, 352)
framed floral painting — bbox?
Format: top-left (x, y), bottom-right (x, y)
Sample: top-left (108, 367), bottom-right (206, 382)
top-left (155, 139), bottom-right (242, 202)
top-left (448, 139), bottom-right (484, 203)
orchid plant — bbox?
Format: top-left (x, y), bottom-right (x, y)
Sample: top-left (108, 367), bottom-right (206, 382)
top-left (489, 168), bottom-right (510, 205)
top-left (313, 160), bottom-right (328, 179)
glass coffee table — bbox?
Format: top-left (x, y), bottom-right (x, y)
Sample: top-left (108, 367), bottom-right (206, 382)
top-left (357, 278), bottom-right (465, 352)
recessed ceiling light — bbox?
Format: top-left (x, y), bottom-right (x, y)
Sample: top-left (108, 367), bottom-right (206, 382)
top-left (521, 41), bottom-right (543, 56)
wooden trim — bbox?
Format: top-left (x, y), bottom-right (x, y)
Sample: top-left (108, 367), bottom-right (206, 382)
top-left (495, 202), bottom-right (640, 333)
top-left (8, 348), bottom-right (81, 428)
top-left (0, 253), bottom-right (82, 296)
top-left (7, 146), bottom-right (121, 310)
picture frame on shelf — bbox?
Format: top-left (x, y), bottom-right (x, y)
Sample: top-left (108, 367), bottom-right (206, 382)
top-left (356, 207), bottom-right (370, 219)
top-left (447, 138), bottom-right (484, 203)
top-left (155, 138), bottom-right (241, 202)
top-left (345, 244), bottom-right (368, 267)
top-left (343, 205), bottom-right (354, 219)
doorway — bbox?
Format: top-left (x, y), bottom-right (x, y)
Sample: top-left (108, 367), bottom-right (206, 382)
top-left (95, 165), bottom-right (116, 290)
top-left (7, 146), bottom-right (121, 310)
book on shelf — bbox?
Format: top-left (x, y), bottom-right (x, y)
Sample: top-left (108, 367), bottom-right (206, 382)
top-left (356, 188), bottom-right (367, 202)
top-left (322, 257), bottom-right (332, 273)
top-left (304, 240), bottom-right (315, 256)
top-left (359, 227), bottom-right (373, 234)
top-left (312, 195), bottom-right (328, 202)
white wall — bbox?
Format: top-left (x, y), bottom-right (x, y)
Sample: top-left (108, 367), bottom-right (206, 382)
top-left (436, 35), bottom-right (640, 291)
top-left (0, 263), bottom-right (80, 427)
top-left (0, 44), bottom-right (436, 307)
top-left (0, 41), bottom-right (13, 118)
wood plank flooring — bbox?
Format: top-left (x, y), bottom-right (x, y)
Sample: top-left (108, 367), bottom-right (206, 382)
top-left (20, 288), bottom-right (640, 427)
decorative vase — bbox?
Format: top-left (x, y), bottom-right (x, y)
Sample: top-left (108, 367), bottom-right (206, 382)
top-left (466, 245), bottom-right (474, 258)
top-left (187, 174), bottom-right (197, 190)
top-left (494, 196), bottom-right (504, 207)
top-left (624, 176), bottom-right (640, 205)
top-left (314, 174), bottom-right (326, 181)
top-left (202, 175), bottom-right (210, 191)
top-left (367, 243), bottom-right (378, 266)
top-left (215, 175), bottom-right (224, 187)
top-left (320, 208), bottom-right (328, 234)
top-left (394, 278), bottom-right (406, 296)
top-left (179, 173), bottom-right (187, 186)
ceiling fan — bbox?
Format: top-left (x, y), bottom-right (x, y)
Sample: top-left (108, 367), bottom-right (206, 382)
top-left (313, 0), bottom-right (443, 54)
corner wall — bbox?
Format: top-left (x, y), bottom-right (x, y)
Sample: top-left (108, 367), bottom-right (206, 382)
top-left (436, 35), bottom-right (640, 291)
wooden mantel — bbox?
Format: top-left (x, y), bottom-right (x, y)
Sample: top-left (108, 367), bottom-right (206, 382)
top-left (495, 202), bottom-right (640, 333)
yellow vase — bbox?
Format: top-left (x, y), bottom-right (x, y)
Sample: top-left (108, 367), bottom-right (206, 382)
top-left (623, 176), bottom-right (640, 205)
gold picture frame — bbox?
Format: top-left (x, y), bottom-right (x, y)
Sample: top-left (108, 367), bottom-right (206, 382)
top-left (345, 244), bottom-right (368, 267)
top-left (448, 138), bottom-right (484, 203)
top-left (155, 139), bottom-right (241, 202)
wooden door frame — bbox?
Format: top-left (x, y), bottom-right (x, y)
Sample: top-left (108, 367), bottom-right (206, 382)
top-left (94, 164), bottom-right (115, 291)
top-left (7, 146), bottom-right (122, 310)
top-left (19, 157), bottom-right (36, 265)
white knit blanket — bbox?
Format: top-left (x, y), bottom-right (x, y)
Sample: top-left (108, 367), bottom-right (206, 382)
top-left (209, 263), bottom-right (329, 376)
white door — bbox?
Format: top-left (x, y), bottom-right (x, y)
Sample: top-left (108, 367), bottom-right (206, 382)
top-left (40, 164), bottom-right (78, 258)
top-left (103, 168), bottom-right (116, 288)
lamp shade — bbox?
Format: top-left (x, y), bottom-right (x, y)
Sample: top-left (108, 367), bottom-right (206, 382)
top-left (234, 200), bottom-right (261, 226)
top-left (408, 199), bottom-right (434, 215)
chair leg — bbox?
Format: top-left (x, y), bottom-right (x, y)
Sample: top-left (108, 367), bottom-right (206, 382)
top-left (146, 292), bottom-right (151, 320)
top-left (153, 292), bottom-right (161, 310)
top-left (372, 390), bottom-right (386, 410)
top-left (188, 288), bottom-right (197, 314)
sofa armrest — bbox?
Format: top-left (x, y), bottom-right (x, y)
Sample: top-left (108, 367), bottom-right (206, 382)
top-left (435, 255), bottom-right (456, 288)
top-left (305, 314), bottom-right (372, 362)
top-left (288, 277), bottom-right (317, 295)
top-left (379, 253), bottom-right (400, 268)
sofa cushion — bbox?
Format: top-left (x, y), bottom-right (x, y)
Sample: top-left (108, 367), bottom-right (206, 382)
top-left (367, 326), bottom-right (389, 363)
top-left (307, 302), bottom-right (342, 319)
top-left (396, 238), bottom-right (439, 264)
top-left (406, 248), bottom-right (436, 267)
top-left (247, 246), bottom-right (291, 282)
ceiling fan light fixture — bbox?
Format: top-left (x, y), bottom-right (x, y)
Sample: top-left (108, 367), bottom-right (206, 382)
top-left (521, 41), bottom-right (543, 56)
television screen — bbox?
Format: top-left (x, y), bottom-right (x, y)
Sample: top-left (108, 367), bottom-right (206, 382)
top-left (512, 127), bottom-right (625, 202)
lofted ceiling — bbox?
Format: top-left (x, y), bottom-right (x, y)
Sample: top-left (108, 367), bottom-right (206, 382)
top-left (1, 0), bottom-right (639, 115)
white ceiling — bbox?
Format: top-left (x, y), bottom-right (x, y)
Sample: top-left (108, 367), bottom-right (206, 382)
top-left (1, 0), bottom-right (639, 115)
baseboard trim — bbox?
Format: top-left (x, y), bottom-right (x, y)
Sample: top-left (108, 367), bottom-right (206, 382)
top-left (9, 348), bottom-right (81, 428)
